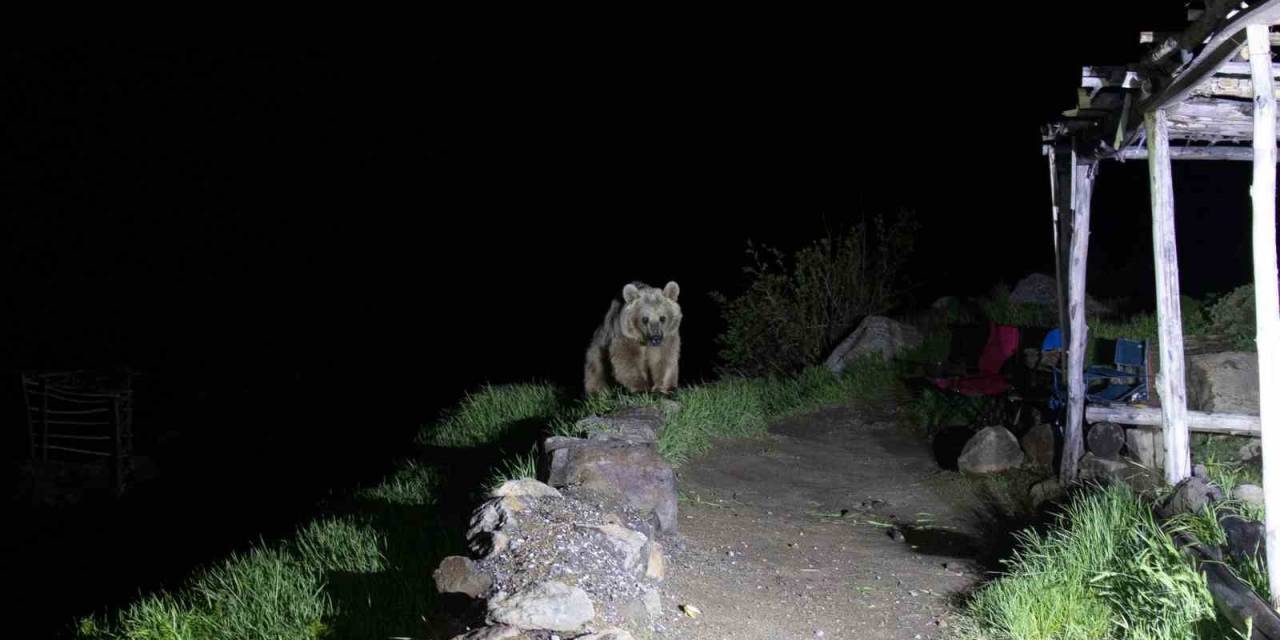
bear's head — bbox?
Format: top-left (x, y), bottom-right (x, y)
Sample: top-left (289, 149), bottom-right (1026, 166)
top-left (620, 281), bottom-right (681, 347)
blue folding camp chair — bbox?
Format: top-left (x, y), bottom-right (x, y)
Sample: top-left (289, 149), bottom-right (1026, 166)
top-left (1044, 328), bottom-right (1150, 412)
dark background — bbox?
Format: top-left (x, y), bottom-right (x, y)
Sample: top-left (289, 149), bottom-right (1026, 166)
top-left (2, 7), bottom-right (1270, 635)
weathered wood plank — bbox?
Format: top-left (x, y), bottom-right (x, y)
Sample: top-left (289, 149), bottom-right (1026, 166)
top-left (1193, 75), bottom-right (1280, 100)
top-left (1085, 405), bottom-right (1261, 435)
top-left (1140, 0), bottom-right (1280, 114)
top-left (1118, 146), bottom-right (1263, 161)
top-left (1245, 22), bottom-right (1280, 610)
top-left (1062, 156), bottom-right (1095, 483)
top-left (1167, 527), bottom-right (1280, 639)
top-left (1216, 60), bottom-right (1280, 76)
top-left (1146, 109), bottom-right (1193, 485)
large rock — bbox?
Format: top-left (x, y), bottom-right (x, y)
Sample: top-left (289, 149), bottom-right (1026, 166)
top-left (1009, 273), bottom-right (1057, 306)
top-left (547, 443), bottom-right (678, 534)
top-left (1020, 423), bottom-right (1057, 470)
top-left (434, 555), bottom-right (493, 598)
top-left (1187, 352), bottom-right (1260, 414)
top-left (580, 523), bottom-right (649, 573)
top-left (1009, 273), bottom-right (1109, 314)
top-left (824, 315), bottom-right (923, 373)
top-left (1163, 475), bottom-right (1225, 516)
top-left (620, 587), bottom-right (663, 626)
top-left (1222, 514), bottom-right (1267, 564)
top-left (958, 426), bottom-right (1025, 475)
top-left (576, 406), bottom-right (664, 445)
top-left (487, 580), bottom-right (595, 633)
top-left (490, 479), bottom-right (562, 499)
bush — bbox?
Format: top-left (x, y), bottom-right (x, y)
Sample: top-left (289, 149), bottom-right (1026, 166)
top-left (1208, 284), bottom-right (1256, 351)
top-left (711, 212), bottom-right (917, 377)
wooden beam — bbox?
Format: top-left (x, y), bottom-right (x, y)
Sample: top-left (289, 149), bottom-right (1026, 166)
top-left (1062, 155), bottom-right (1095, 484)
top-left (1117, 146), bottom-right (1262, 161)
top-left (1216, 61), bottom-right (1280, 76)
top-left (1140, 0), bottom-right (1280, 114)
top-left (1085, 405), bottom-right (1261, 436)
top-left (1245, 23), bottom-right (1280, 610)
top-left (1193, 75), bottom-right (1280, 100)
top-left (1146, 109), bottom-right (1193, 485)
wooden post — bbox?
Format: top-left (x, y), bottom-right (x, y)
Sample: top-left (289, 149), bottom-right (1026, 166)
top-left (1048, 150), bottom-right (1070, 339)
top-left (1062, 154), bottom-right (1095, 483)
top-left (1245, 23), bottom-right (1280, 609)
top-left (1145, 108), bottom-right (1192, 485)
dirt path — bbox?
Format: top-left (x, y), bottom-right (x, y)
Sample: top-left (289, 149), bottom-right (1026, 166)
top-left (656, 407), bottom-right (996, 640)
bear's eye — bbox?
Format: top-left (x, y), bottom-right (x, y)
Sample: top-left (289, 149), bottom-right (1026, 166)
top-left (641, 317), bottom-right (649, 324)
top-left (660, 316), bottom-right (666, 323)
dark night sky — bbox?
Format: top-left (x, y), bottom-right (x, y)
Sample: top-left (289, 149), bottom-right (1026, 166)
top-left (9, 8), bottom-right (1277, 635)
top-left (3, 8), bottom-right (1257, 430)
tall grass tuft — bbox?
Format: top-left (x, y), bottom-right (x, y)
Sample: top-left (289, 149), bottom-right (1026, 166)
top-left (959, 484), bottom-right (1229, 640)
top-left (419, 382), bottom-right (562, 447)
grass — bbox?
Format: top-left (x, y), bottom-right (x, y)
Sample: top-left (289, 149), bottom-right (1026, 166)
top-left (547, 359), bottom-right (903, 467)
top-left (79, 545), bottom-right (335, 640)
top-left (956, 484), bottom-right (1238, 640)
top-left (353, 460), bottom-right (439, 506)
top-left (487, 445), bottom-right (541, 490)
top-left (79, 361), bottom-right (900, 639)
top-left (418, 382), bottom-right (561, 447)
top-left (77, 460), bottom-right (447, 639)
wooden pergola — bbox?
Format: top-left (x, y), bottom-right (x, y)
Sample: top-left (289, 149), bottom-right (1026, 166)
top-left (1044, 0), bottom-right (1280, 604)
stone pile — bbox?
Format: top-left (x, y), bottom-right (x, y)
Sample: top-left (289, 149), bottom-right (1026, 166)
top-left (434, 407), bottom-right (680, 639)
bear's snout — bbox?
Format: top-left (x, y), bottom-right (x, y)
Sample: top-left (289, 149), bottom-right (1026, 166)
top-left (647, 335), bottom-right (664, 347)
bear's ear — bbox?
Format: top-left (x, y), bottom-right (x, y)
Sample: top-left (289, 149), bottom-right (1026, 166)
top-left (622, 283), bottom-right (641, 303)
top-left (663, 281), bottom-right (680, 301)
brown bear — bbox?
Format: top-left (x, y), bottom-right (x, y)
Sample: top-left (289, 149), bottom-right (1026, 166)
top-left (584, 281), bottom-right (682, 395)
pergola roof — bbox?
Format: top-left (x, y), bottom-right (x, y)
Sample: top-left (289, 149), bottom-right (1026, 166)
top-left (1046, 0), bottom-right (1280, 160)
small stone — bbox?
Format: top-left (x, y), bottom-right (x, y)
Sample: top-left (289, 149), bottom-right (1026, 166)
top-left (646, 541), bottom-right (666, 581)
top-left (469, 531), bottom-right (509, 560)
top-left (487, 581), bottom-right (595, 633)
top-left (1029, 478), bottom-right (1064, 509)
top-left (433, 555), bottom-right (493, 598)
top-left (642, 587), bottom-right (662, 617)
top-left (1233, 483), bottom-right (1265, 508)
top-left (468, 498), bottom-right (516, 540)
top-left (1240, 440), bottom-right (1263, 461)
top-left (450, 625), bottom-right (524, 640)
top-left (575, 629), bottom-right (636, 640)
top-left (1164, 475), bottom-right (1224, 516)
top-left (1020, 423), bottom-right (1056, 469)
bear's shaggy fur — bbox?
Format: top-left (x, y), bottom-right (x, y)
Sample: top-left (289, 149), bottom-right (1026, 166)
top-left (584, 282), bottom-right (682, 395)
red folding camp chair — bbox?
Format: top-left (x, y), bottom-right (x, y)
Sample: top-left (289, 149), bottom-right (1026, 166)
top-left (929, 321), bottom-right (1021, 397)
